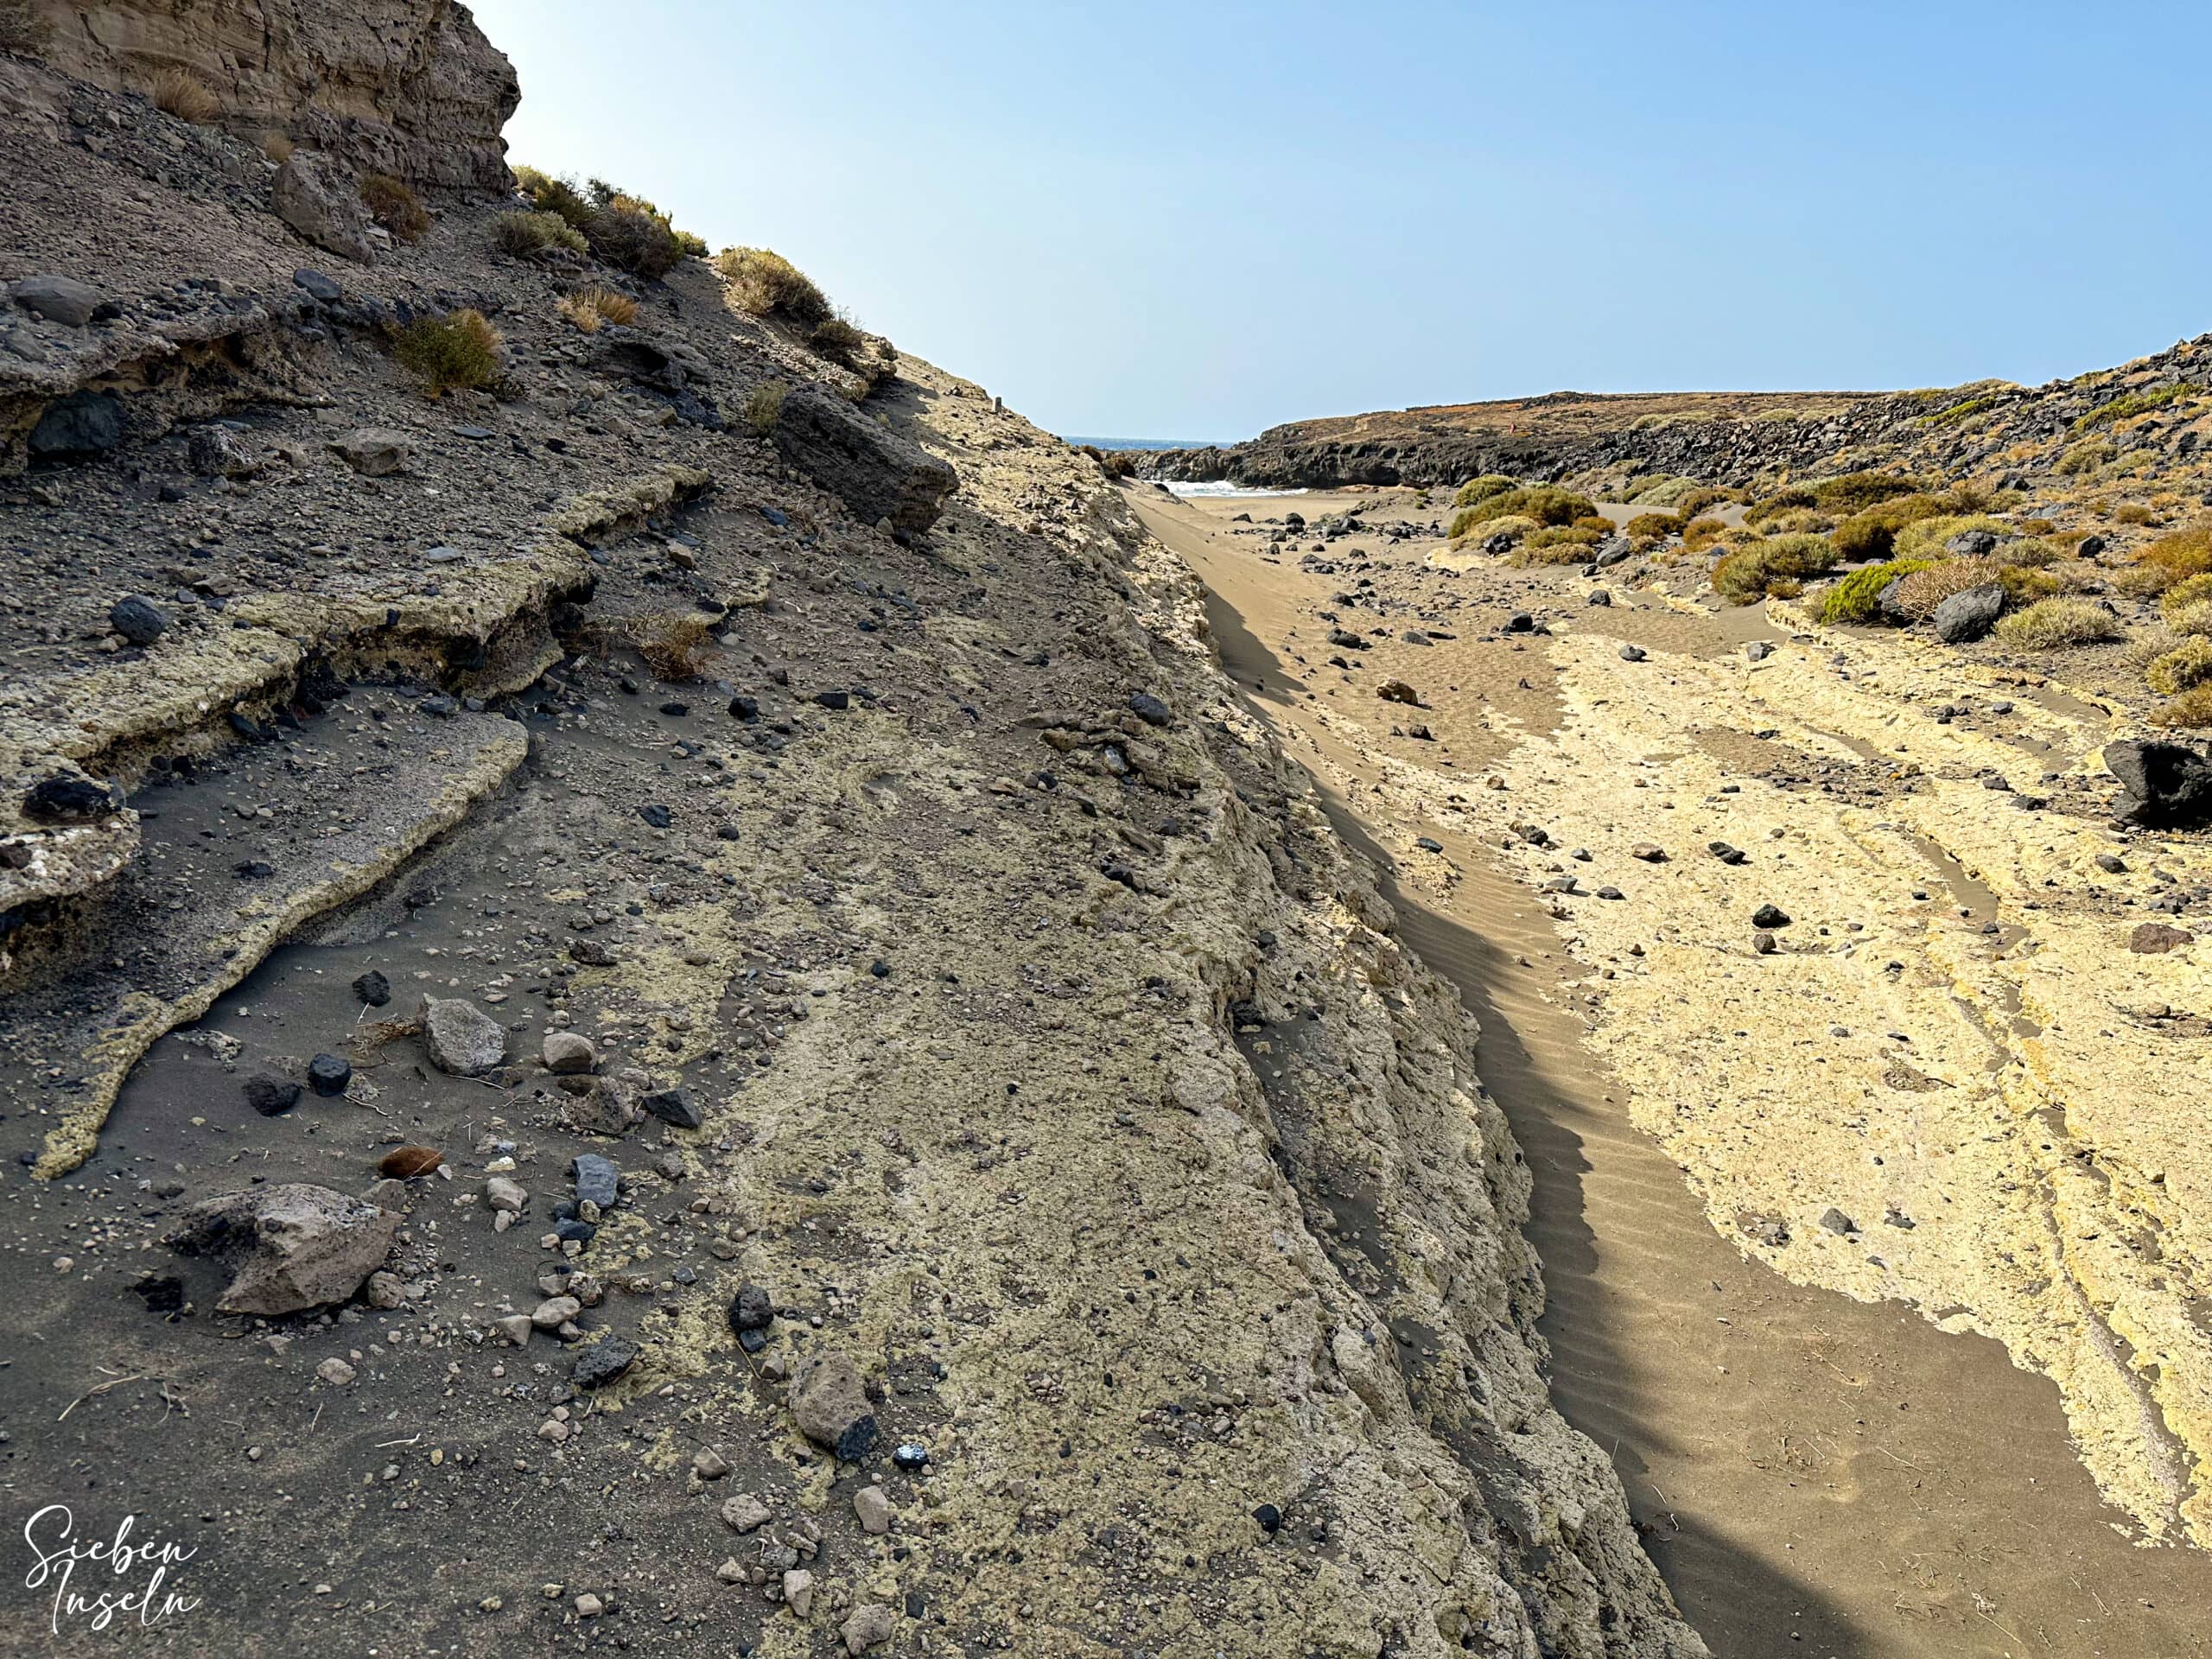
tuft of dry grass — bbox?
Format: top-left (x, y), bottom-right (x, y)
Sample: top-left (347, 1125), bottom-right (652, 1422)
top-left (1712, 532), bottom-right (1836, 604)
top-left (715, 247), bottom-right (834, 327)
top-left (391, 308), bottom-right (503, 397)
top-left (150, 67), bottom-right (220, 125)
top-left (2147, 638), bottom-right (2212, 696)
top-left (556, 293), bottom-right (602, 334)
top-left (625, 613), bottom-right (714, 680)
top-left (360, 172), bottom-right (429, 242)
top-left (1992, 596), bottom-right (2121, 649)
top-left (557, 285), bottom-right (639, 334)
top-left (742, 381), bottom-right (787, 437)
top-left (260, 130), bottom-right (294, 163)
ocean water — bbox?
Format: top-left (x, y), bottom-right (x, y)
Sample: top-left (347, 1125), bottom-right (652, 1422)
top-left (1058, 435), bottom-right (1221, 451)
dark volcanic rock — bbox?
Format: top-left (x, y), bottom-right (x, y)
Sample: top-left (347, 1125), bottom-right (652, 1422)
top-left (771, 385), bottom-right (957, 536)
top-left (1931, 583), bottom-right (2005, 644)
top-left (29, 391), bottom-right (124, 461)
top-left (2106, 740), bottom-right (2212, 829)
top-left (571, 1338), bottom-right (636, 1390)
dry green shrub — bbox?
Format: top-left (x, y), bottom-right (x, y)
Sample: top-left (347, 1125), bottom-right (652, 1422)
top-left (1682, 516), bottom-right (1730, 553)
top-left (494, 210), bottom-right (587, 256)
top-left (716, 247), bottom-right (834, 327)
top-left (2114, 503), bottom-right (2157, 526)
top-left (810, 316), bottom-right (868, 369)
top-left (1816, 559), bottom-right (1933, 624)
top-left (2139, 524), bottom-right (2212, 580)
top-left (1624, 512), bottom-right (1684, 543)
top-left (392, 308), bottom-right (503, 396)
top-left (743, 381), bottom-right (788, 437)
top-left (1811, 471), bottom-right (1923, 512)
top-left (150, 67), bottom-right (219, 124)
top-left (2056, 437), bottom-right (2116, 475)
top-left (1713, 533), bottom-right (1836, 604)
top-left (2160, 574), bottom-right (2212, 630)
top-left (1885, 561), bottom-right (1995, 621)
top-left (2151, 683), bottom-right (2212, 728)
top-left (1891, 512), bottom-right (2012, 562)
top-left (360, 173), bottom-right (429, 242)
top-left (512, 165), bottom-right (594, 228)
top-left (1449, 485), bottom-right (1595, 539)
top-left (588, 204), bottom-right (682, 278)
top-left (1454, 474), bottom-right (1519, 508)
top-left (626, 613), bottom-right (714, 680)
top-left (2147, 638), bottom-right (2212, 696)
top-left (1510, 525), bottom-right (1603, 563)
top-left (1992, 596), bottom-right (2120, 649)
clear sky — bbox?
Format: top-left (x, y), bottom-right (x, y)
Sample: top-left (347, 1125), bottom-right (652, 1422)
top-left (472, 0), bottom-right (2211, 442)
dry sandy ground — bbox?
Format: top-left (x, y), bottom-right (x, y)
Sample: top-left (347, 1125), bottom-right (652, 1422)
top-left (1135, 483), bottom-right (2212, 1659)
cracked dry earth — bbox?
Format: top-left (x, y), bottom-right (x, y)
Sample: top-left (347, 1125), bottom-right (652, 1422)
top-left (0, 57), bottom-right (1712, 1651)
top-left (1137, 485), bottom-right (2212, 1657)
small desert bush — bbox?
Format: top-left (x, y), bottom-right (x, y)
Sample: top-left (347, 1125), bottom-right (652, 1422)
top-left (1816, 558), bottom-right (1933, 624)
top-left (150, 67), bottom-right (219, 124)
top-left (1453, 474), bottom-right (1518, 509)
top-left (1670, 485), bottom-right (1734, 520)
top-left (2056, 437), bottom-right (2117, 476)
top-left (1682, 516), bottom-right (1730, 553)
top-left (1452, 512), bottom-right (1537, 547)
top-left (1810, 471), bottom-right (1923, 513)
top-left (556, 294), bottom-right (603, 334)
top-left (810, 315), bottom-right (868, 369)
top-left (1624, 512), bottom-right (1684, 543)
top-left (2114, 502), bottom-right (2157, 526)
top-left (261, 130), bottom-right (294, 163)
top-left (1450, 485), bottom-right (1594, 536)
top-left (360, 173), bottom-right (429, 242)
top-left (1760, 506), bottom-right (1834, 535)
top-left (743, 381), bottom-right (788, 437)
top-left (716, 247), bottom-right (835, 327)
top-left (513, 165), bottom-right (594, 229)
top-left (1512, 525), bottom-right (1603, 563)
top-left (1744, 487), bottom-right (1815, 526)
top-left (1888, 560), bottom-right (2001, 623)
top-left (392, 308), bottom-right (502, 396)
top-left (1993, 596), bottom-right (2120, 649)
top-left (587, 203), bottom-right (682, 278)
top-left (1829, 493), bottom-right (1953, 561)
top-left (1713, 533), bottom-right (1836, 604)
top-left (2151, 683), bottom-right (2212, 728)
top-left (1892, 512), bottom-right (2013, 562)
top-left (2159, 574), bottom-right (2212, 632)
top-left (494, 210), bottom-right (587, 257)
top-left (1570, 512), bottom-right (1613, 533)
top-left (2139, 524), bottom-right (2212, 580)
top-left (2147, 638), bottom-right (2212, 696)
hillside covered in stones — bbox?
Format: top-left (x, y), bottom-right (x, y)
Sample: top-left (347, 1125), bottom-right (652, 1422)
top-left (1127, 351), bottom-right (2212, 498)
top-left (0, 7), bottom-right (1707, 1657)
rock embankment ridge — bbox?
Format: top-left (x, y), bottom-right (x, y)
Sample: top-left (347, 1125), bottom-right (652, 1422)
top-left (0, 10), bottom-right (1703, 1655)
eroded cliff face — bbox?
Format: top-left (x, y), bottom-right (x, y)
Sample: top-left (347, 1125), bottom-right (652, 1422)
top-left (18, 0), bottom-right (517, 188)
top-left (0, 22), bottom-right (1704, 1657)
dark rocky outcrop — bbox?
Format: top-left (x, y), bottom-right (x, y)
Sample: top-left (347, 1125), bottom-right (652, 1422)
top-left (2106, 740), bottom-right (2212, 829)
top-left (772, 385), bottom-right (958, 536)
top-left (18, 0), bottom-right (519, 191)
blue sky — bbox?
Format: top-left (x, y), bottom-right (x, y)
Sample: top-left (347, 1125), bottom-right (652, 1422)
top-left (473, 1), bottom-right (2210, 442)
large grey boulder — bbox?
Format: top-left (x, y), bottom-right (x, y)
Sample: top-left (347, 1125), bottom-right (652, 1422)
top-left (328, 428), bottom-right (413, 476)
top-left (271, 152), bottom-right (376, 264)
top-left (420, 995), bottom-right (505, 1076)
top-left (1931, 582), bottom-right (2004, 644)
top-left (166, 1184), bottom-right (400, 1314)
top-left (11, 274), bottom-right (105, 327)
top-left (2105, 739), bottom-right (2212, 829)
top-left (770, 385), bottom-right (957, 537)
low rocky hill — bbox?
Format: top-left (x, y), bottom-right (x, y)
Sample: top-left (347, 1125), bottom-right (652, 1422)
top-left (1128, 348), bottom-right (2212, 498)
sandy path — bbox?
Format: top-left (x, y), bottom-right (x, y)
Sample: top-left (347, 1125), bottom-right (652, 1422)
top-left (1135, 486), bottom-right (2212, 1659)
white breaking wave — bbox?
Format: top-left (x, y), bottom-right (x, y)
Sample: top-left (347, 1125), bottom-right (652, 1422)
top-left (1162, 480), bottom-right (1311, 499)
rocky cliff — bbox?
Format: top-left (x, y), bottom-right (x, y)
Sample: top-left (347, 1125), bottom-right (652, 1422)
top-left (12, 0), bottom-right (516, 188)
top-left (0, 16), bottom-right (1704, 1656)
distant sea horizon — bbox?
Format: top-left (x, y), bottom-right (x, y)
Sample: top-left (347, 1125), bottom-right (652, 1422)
top-left (1057, 435), bottom-right (1226, 451)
